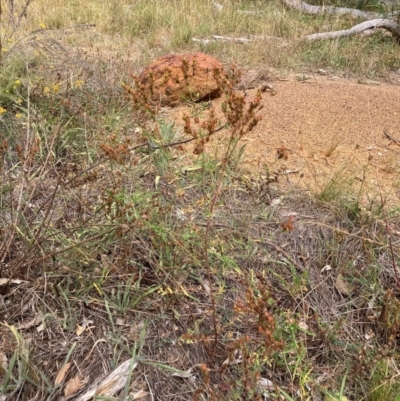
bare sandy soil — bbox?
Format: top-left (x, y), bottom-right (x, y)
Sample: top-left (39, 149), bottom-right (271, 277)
top-left (167, 73), bottom-right (400, 207)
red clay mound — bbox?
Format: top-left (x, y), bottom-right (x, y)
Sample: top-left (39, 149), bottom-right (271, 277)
top-left (139, 52), bottom-right (223, 106)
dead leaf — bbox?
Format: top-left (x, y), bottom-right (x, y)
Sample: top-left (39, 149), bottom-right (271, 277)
top-left (64, 375), bottom-right (88, 397)
top-left (76, 325), bottom-right (85, 336)
top-left (131, 389), bottom-right (149, 399)
top-left (221, 349), bottom-right (242, 366)
top-left (171, 368), bottom-right (194, 379)
top-left (0, 351), bottom-right (8, 372)
top-left (37, 322), bottom-right (45, 332)
top-left (321, 265), bottom-right (332, 273)
top-left (298, 321), bottom-right (309, 331)
top-left (16, 311), bottom-right (43, 330)
top-left (202, 281), bottom-right (211, 297)
top-left (75, 359), bottom-right (137, 401)
top-left (335, 274), bottom-right (355, 296)
top-left (76, 317), bottom-right (93, 336)
top-left (0, 278), bottom-right (26, 286)
top-left (271, 198), bottom-right (282, 207)
top-left (257, 377), bottom-right (275, 391)
top-left (55, 362), bottom-right (71, 385)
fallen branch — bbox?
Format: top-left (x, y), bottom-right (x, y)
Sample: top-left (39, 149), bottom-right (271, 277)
top-left (193, 19), bottom-right (400, 46)
top-left (281, 0), bottom-right (395, 20)
top-left (281, 0), bottom-right (400, 42)
top-left (304, 18), bottom-right (400, 41)
top-left (192, 2), bottom-right (400, 46)
top-left (192, 34), bottom-right (283, 45)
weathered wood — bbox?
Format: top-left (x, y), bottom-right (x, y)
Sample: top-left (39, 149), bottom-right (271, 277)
top-left (281, 0), bottom-right (395, 20)
top-left (281, 0), bottom-right (400, 42)
top-left (304, 18), bottom-right (400, 41)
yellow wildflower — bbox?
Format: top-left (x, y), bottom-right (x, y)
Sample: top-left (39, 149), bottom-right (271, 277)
top-left (158, 287), bottom-right (175, 296)
top-left (43, 86), bottom-right (50, 95)
top-left (52, 84), bottom-right (59, 93)
top-left (39, 22), bottom-right (46, 29)
top-left (16, 98), bottom-right (22, 105)
top-left (0, 107), bottom-right (6, 114)
top-left (15, 113), bottom-right (22, 119)
top-left (74, 80), bottom-right (85, 89)
top-left (14, 79), bottom-right (21, 85)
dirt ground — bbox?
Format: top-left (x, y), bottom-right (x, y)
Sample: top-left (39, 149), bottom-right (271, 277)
top-left (167, 72), bottom-right (400, 207)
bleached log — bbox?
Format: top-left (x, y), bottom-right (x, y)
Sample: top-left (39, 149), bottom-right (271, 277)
top-left (192, 34), bottom-right (284, 45)
top-left (304, 18), bottom-right (400, 41)
top-left (281, 0), bottom-right (393, 20)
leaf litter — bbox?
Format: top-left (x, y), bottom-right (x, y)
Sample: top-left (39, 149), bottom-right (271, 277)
top-left (2, 177), bottom-right (400, 400)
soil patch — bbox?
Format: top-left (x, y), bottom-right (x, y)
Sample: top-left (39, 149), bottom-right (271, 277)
top-left (167, 74), bottom-right (400, 206)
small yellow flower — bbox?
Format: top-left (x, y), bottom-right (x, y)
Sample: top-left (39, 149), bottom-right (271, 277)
top-left (7, 38), bottom-right (13, 43)
top-left (158, 287), bottom-right (175, 296)
top-left (0, 107), bottom-right (6, 114)
top-left (14, 79), bottom-right (21, 85)
top-left (52, 84), bottom-right (59, 93)
top-left (16, 98), bottom-right (22, 105)
top-left (74, 80), bottom-right (85, 89)
top-left (15, 113), bottom-right (22, 119)
top-left (39, 22), bottom-right (46, 29)
top-left (43, 86), bottom-right (50, 95)
top-left (1, 48), bottom-right (8, 53)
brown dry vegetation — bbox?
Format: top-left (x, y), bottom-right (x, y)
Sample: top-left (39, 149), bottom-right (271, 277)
top-left (1, 1), bottom-right (400, 401)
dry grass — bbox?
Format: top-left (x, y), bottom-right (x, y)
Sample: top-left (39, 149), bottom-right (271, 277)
top-left (1, 1), bottom-right (400, 400)
top-left (3, 0), bottom-right (397, 76)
